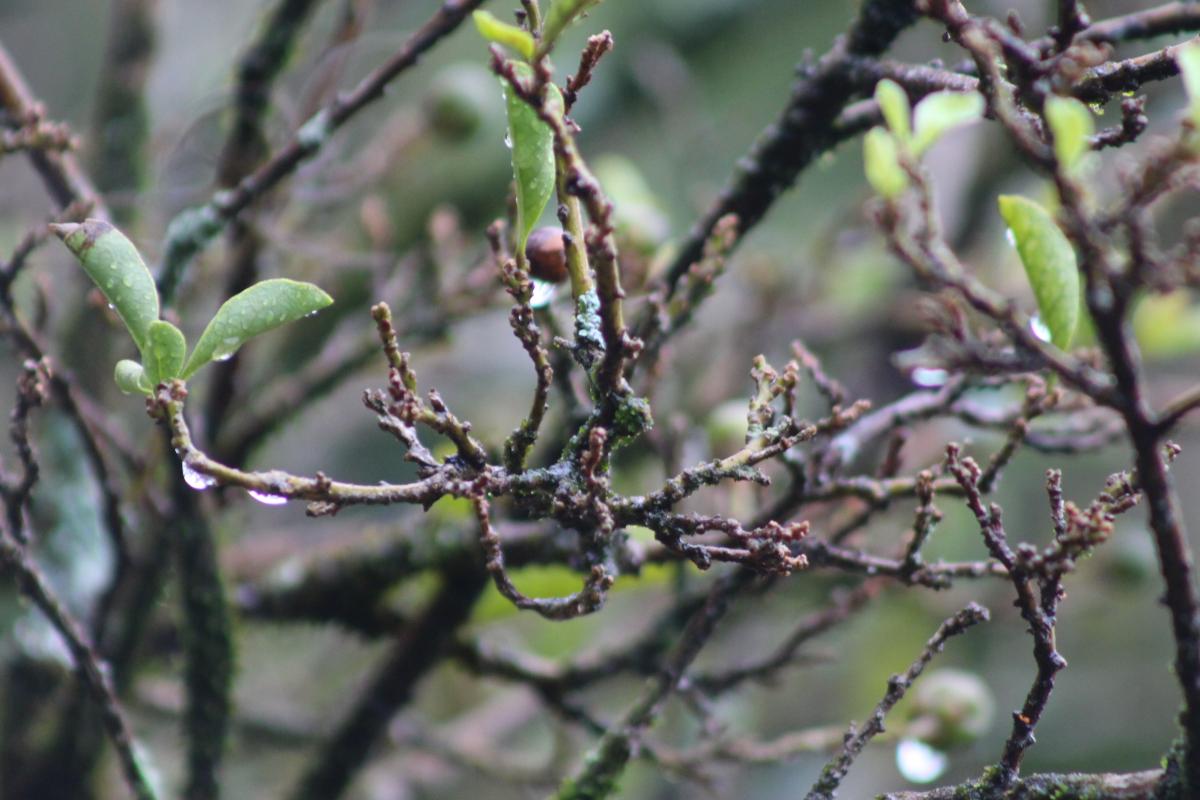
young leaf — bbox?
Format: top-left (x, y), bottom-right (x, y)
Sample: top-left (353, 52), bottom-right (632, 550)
top-left (912, 91), bottom-right (984, 155)
top-left (875, 79), bottom-right (911, 143)
top-left (143, 320), bottom-right (187, 386)
top-left (997, 195), bottom-right (1080, 350)
top-left (181, 279), bottom-right (333, 378)
top-left (541, 0), bottom-right (603, 54)
top-left (50, 219), bottom-right (160, 351)
top-left (114, 359), bottom-right (152, 396)
top-left (1177, 40), bottom-right (1200, 127)
top-left (863, 127), bottom-right (908, 199)
top-left (1044, 95), bottom-right (1093, 171)
top-left (472, 10), bottom-right (535, 61)
top-left (504, 61), bottom-right (561, 250)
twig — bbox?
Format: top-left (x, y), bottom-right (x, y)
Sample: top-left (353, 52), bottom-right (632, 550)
top-left (804, 602), bottom-right (989, 800)
top-left (204, 0), bottom-right (327, 443)
top-left (881, 769), bottom-right (1164, 800)
top-left (553, 570), bottom-right (753, 800)
top-left (155, 0), bottom-right (492, 304)
top-left (654, 0), bottom-right (919, 309)
top-left (90, 0), bottom-right (156, 221)
top-left (0, 42), bottom-right (107, 216)
top-left (563, 31), bottom-right (614, 113)
top-left (0, 533), bottom-right (158, 800)
top-left (288, 564), bottom-right (486, 800)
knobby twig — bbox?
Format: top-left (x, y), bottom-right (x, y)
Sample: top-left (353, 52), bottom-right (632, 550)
top-left (805, 602), bottom-right (990, 800)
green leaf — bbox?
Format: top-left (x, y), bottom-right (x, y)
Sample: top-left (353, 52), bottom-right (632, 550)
top-left (863, 127), bottom-right (908, 199)
top-left (114, 359), bottom-right (151, 396)
top-left (541, 0), bottom-right (603, 53)
top-left (1177, 41), bottom-right (1200, 127)
top-left (143, 320), bottom-right (187, 386)
top-left (472, 10), bottom-right (535, 61)
top-left (1044, 95), bottom-right (1093, 171)
top-left (504, 61), bottom-right (561, 251)
top-left (181, 279), bottom-right (333, 378)
top-left (875, 78), bottom-right (911, 142)
top-left (912, 91), bottom-right (984, 155)
top-left (50, 219), bottom-right (160, 351)
top-left (997, 195), bottom-right (1080, 350)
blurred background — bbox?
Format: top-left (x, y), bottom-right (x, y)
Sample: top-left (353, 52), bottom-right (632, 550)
top-left (1, 0), bottom-right (1199, 797)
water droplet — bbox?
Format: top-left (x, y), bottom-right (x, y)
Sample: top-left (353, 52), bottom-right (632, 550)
top-left (896, 738), bottom-right (947, 783)
top-left (122, 276), bottom-right (133, 288)
top-left (530, 279), bottom-right (558, 309)
top-left (107, 303), bottom-right (116, 311)
top-left (248, 489), bottom-right (288, 506)
top-left (503, 133), bottom-right (513, 149)
top-left (213, 336), bottom-right (241, 362)
top-left (1005, 227), bottom-right (1017, 248)
top-left (911, 367), bottom-right (948, 388)
top-left (182, 462), bottom-right (216, 491)
top-left (1030, 314), bottom-right (1052, 343)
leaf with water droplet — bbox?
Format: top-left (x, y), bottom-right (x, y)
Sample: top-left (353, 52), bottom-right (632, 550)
top-left (472, 10), bottom-right (535, 60)
top-left (998, 195), bottom-right (1080, 350)
top-left (114, 359), bottom-right (152, 396)
top-left (181, 279), bottom-right (333, 378)
top-left (503, 61), bottom-right (561, 251)
top-left (911, 91), bottom-right (984, 155)
top-left (143, 320), bottom-right (187, 386)
top-left (1044, 95), bottom-right (1093, 172)
top-left (50, 219), bottom-right (160, 351)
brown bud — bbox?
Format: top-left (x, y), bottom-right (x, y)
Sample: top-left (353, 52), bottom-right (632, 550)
top-left (525, 226), bottom-right (568, 284)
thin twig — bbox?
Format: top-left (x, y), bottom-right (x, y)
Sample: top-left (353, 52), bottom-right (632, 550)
top-left (804, 603), bottom-right (989, 800)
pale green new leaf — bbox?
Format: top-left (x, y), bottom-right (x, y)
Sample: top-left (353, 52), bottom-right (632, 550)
top-left (472, 10), bottom-right (535, 61)
top-left (863, 127), bottom-right (908, 199)
top-left (114, 359), bottom-right (151, 396)
top-left (181, 279), bottom-right (333, 378)
top-left (541, 0), bottom-right (603, 54)
top-left (912, 91), bottom-right (985, 154)
top-left (144, 320), bottom-right (187, 386)
top-left (1044, 95), bottom-right (1093, 171)
top-left (875, 79), bottom-right (911, 142)
top-left (504, 61), bottom-right (561, 250)
top-left (998, 195), bottom-right (1080, 350)
top-left (51, 219), bottom-right (160, 351)
top-left (1177, 41), bottom-right (1200, 127)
